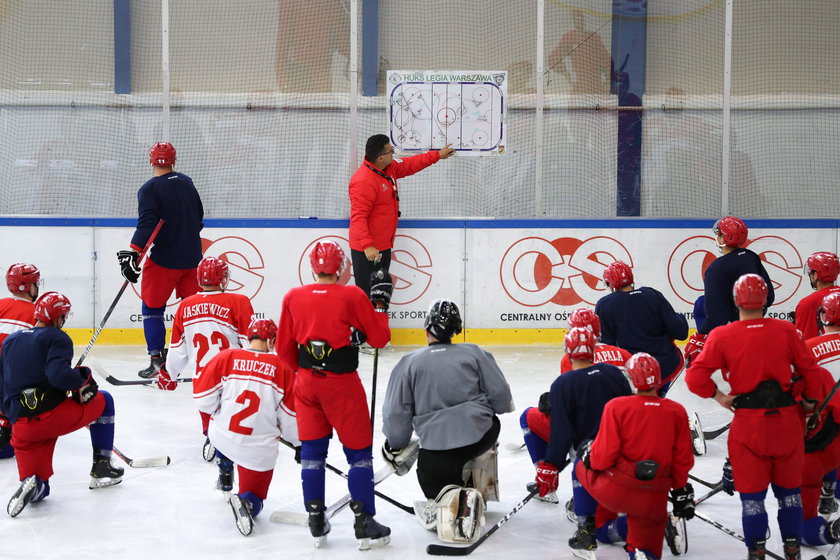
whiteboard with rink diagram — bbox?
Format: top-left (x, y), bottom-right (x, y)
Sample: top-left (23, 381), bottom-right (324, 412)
top-left (387, 70), bottom-right (507, 156)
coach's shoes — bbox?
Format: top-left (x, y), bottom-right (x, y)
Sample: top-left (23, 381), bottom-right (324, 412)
top-left (7, 475), bottom-right (49, 517)
top-left (138, 349), bottom-right (167, 379)
top-left (90, 454), bottom-right (124, 489)
top-left (350, 499), bottom-right (391, 550)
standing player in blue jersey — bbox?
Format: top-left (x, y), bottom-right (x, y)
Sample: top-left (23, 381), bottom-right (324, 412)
top-left (684, 216), bottom-right (775, 366)
top-left (595, 260), bottom-right (689, 395)
top-left (1, 292), bottom-right (123, 518)
top-left (117, 142), bottom-right (205, 378)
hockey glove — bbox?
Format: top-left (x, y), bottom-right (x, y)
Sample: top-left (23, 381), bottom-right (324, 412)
top-left (350, 327), bottom-right (367, 347)
top-left (382, 440), bottom-right (416, 476)
top-left (117, 250), bottom-right (141, 284)
top-left (537, 391), bottom-right (551, 415)
top-left (684, 332), bottom-right (707, 366)
top-left (0, 413), bottom-right (11, 448)
top-left (369, 269), bottom-right (393, 311)
top-left (577, 439), bottom-right (594, 470)
top-left (722, 458), bottom-right (735, 495)
top-left (156, 365), bottom-right (178, 391)
top-left (534, 460), bottom-right (560, 497)
top-left (669, 483), bottom-right (696, 520)
top-left (71, 366), bottom-right (99, 404)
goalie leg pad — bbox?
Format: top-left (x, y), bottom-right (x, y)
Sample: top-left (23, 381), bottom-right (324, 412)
top-left (461, 442), bottom-right (500, 502)
top-left (436, 485), bottom-right (486, 544)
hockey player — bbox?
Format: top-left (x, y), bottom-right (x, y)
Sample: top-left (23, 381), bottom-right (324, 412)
top-left (381, 299), bottom-right (514, 543)
top-left (118, 142), bottom-right (204, 378)
top-left (276, 240), bottom-right (393, 550)
top-left (0, 263), bottom-right (41, 459)
top-left (0, 292), bottom-right (123, 518)
top-left (194, 318), bottom-right (299, 537)
top-left (805, 291), bottom-right (840, 515)
top-left (163, 256), bottom-right (254, 460)
top-left (686, 274), bottom-right (827, 560)
top-left (532, 327), bottom-right (632, 559)
top-left (521, 307), bottom-right (631, 503)
top-left (595, 260), bottom-right (689, 395)
top-left (574, 353), bottom-right (696, 560)
top-left (684, 216), bottom-right (775, 366)
top-left (797, 252), bottom-right (840, 340)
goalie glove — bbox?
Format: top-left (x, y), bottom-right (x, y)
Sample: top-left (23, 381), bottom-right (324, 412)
top-left (117, 250), bottom-right (141, 284)
top-left (669, 483), bottom-right (696, 519)
top-left (534, 460), bottom-right (559, 497)
top-left (0, 413), bottom-right (11, 448)
top-left (156, 365), bottom-right (178, 391)
top-left (71, 366), bottom-right (99, 404)
top-left (684, 332), bottom-right (707, 366)
top-left (369, 269), bottom-right (393, 311)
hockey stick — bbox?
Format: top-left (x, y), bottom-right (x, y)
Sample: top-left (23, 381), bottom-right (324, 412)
top-left (111, 446), bottom-right (171, 468)
top-left (695, 483), bottom-right (724, 506)
top-left (426, 484), bottom-right (539, 556)
top-left (504, 442), bottom-right (526, 452)
top-left (702, 423), bottom-right (731, 440)
top-left (693, 511), bottom-right (799, 560)
top-left (688, 473), bottom-right (721, 490)
top-left (370, 348), bottom-right (379, 435)
top-left (103, 375), bottom-right (193, 386)
top-left (75, 219), bottom-right (164, 369)
top-left (806, 375), bottom-right (840, 435)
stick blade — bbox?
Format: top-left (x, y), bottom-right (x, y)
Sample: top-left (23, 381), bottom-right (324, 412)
top-left (269, 510), bottom-right (308, 526)
top-left (128, 456), bottom-right (171, 468)
top-left (426, 543), bottom-right (472, 556)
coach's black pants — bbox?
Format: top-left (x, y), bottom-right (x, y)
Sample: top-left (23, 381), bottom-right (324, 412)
top-left (351, 248), bottom-right (391, 296)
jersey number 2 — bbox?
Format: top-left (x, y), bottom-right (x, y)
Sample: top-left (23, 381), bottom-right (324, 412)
top-left (229, 390), bottom-right (260, 436)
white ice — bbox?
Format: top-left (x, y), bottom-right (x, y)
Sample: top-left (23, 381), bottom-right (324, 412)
top-left (0, 345), bottom-right (828, 560)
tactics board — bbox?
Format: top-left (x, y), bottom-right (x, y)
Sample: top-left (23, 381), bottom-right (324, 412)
top-left (387, 71), bottom-right (507, 156)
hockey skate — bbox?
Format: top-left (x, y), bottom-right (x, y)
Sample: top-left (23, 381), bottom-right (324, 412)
top-left (569, 516), bottom-right (597, 560)
top-left (216, 454), bottom-right (234, 494)
top-left (689, 412), bottom-right (707, 456)
top-left (138, 349), bottom-right (167, 379)
top-left (306, 499), bottom-right (331, 548)
top-left (533, 481), bottom-right (558, 504)
top-left (350, 499), bottom-right (391, 550)
top-left (819, 480), bottom-right (838, 516)
top-left (565, 497), bottom-right (578, 522)
top-left (229, 494), bottom-right (254, 536)
top-left (202, 437), bottom-right (216, 462)
top-left (89, 455), bottom-right (124, 489)
top-left (665, 513), bottom-right (687, 555)
top-left (7, 475), bottom-right (48, 517)
top-left (747, 539), bottom-right (766, 560)
top-left (414, 499), bottom-right (437, 530)
top-left (782, 537), bottom-right (801, 560)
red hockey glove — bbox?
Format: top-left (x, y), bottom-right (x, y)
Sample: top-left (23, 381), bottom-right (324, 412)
top-left (156, 366), bottom-right (178, 391)
top-left (71, 366), bottom-right (99, 404)
top-left (534, 460), bottom-right (560, 497)
top-left (684, 332), bottom-right (707, 366)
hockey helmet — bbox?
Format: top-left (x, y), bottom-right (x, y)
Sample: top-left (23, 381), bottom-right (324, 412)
top-left (424, 299), bottom-right (463, 341)
top-left (564, 326), bottom-right (597, 360)
top-left (603, 261), bottom-right (634, 290)
top-left (805, 252), bottom-right (840, 283)
top-left (197, 257), bottom-right (230, 289)
top-left (6, 263), bottom-right (41, 295)
top-left (820, 292), bottom-right (840, 327)
top-left (626, 352), bottom-right (661, 392)
top-left (713, 216), bottom-right (748, 248)
top-left (309, 240), bottom-right (345, 276)
top-left (569, 307), bottom-right (601, 338)
top-left (733, 273), bottom-right (768, 310)
top-left (34, 291), bottom-right (71, 326)
top-left (248, 318), bottom-right (277, 341)
top-left (149, 142), bottom-right (176, 166)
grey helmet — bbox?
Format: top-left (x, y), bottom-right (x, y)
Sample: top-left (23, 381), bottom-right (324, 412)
top-left (424, 299), bottom-right (463, 341)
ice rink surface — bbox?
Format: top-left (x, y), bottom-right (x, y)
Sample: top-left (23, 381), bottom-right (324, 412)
top-left (0, 344), bottom-right (833, 560)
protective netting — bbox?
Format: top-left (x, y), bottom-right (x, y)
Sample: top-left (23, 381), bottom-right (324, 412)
top-left (0, 1), bottom-right (837, 218)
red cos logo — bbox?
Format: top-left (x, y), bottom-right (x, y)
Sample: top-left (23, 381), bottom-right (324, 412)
top-left (667, 235), bottom-right (803, 306)
top-left (499, 236), bottom-right (632, 307)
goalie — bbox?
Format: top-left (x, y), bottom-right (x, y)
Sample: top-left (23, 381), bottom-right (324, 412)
top-left (381, 299), bottom-right (514, 544)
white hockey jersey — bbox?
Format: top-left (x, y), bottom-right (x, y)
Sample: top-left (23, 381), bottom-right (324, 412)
top-left (166, 291), bottom-right (253, 384)
top-left (808, 332), bottom-right (840, 380)
top-left (195, 347), bottom-right (299, 471)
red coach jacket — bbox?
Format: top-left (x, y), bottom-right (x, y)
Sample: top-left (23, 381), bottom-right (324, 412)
top-left (348, 150), bottom-right (440, 252)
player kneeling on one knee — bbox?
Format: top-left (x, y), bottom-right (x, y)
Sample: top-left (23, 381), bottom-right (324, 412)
top-left (1, 292), bottom-right (123, 518)
top-left (381, 299), bottom-right (514, 544)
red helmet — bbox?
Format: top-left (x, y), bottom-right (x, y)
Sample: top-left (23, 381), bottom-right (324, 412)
top-left (626, 352), bottom-right (661, 392)
top-left (603, 261), bottom-right (634, 289)
top-left (713, 216), bottom-right (748, 248)
top-left (310, 240), bottom-right (345, 275)
top-left (248, 318), bottom-right (277, 340)
top-left (805, 252), bottom-right (840, 283)
top-left (34, 291), bottom-right (71, 326)
top-left (6, 263), bottom-right (40, 294)
top-left (820, 292), bottom-right (840, 327)
top-left (733, 273), bottom-right (768, 310)
top-left (564, 326), bottom-right (597, 360)
top-left (569, 307), bottom-right (601, 337)
top-left (197, 257), bottom-right (230, 288)
top-left (149, 142), bottom-right (176, 166)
